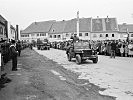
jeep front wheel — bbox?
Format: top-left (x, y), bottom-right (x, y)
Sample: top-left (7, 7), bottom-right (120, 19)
top-left (67, 53), bottom-right (72, 61)
top-left (76, 54), bottom-right (81, 64)
top-left (93, 57), bottom-right (98, 63)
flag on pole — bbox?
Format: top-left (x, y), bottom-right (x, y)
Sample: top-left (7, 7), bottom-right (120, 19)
top-left (77, 11), bottom-right (79, 22)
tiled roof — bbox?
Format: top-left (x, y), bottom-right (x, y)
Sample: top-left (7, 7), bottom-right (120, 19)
top-left (64, 18), bottom-right (91, 33)
top-left (21, 21), bottom-right (55, 34)
top-left (105, 18), bottom-right (118, 31)
top-left (63, 19), bottom-right (76, 33)
top-left (49, 20), bottom-right (66, 33)
top-left (92, 18), bottom-right (118, 32)
top-left (21, 17), bottom-right (119, 34)
top-left (118, 24), bottom-right (133, 32)
top-left (79, 18), bottom-right (91, 32)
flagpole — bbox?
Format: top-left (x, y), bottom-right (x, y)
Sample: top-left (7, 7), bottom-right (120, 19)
top-left (77, 11), bottom-right (79, 37)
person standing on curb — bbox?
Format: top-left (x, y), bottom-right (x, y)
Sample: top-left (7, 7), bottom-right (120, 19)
top-left (9, 40), bottom-right (18, 71)
top-left (16, 40), bottom-right (22, 56)
top-left (110, 40), bottom-right (116, 58)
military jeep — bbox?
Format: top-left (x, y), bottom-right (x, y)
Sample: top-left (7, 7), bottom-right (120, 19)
top-left (66, 42), bottom-right (98, 64)
top-left (37, 39), bottom-right (50, 50)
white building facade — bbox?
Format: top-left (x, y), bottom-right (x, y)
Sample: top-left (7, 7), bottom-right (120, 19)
top-left (20, 17), bottom-right (133, 42)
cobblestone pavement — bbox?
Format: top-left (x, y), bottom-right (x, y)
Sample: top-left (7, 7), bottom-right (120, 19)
top-left (34, 48), bottom-right (133, 100)
top-left (0, 48), bottom-right (115, 100)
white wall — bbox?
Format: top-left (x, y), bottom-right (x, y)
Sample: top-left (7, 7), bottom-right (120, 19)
top-left (90, 32), bottom-right (119, 40)
top-left (48, 33), bottom-right (63, 42)
top-left (7, 22), bottom-right (16, 40)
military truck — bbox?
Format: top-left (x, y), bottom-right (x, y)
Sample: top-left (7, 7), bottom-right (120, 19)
top-left (37, 39), bottom-right (50, 50)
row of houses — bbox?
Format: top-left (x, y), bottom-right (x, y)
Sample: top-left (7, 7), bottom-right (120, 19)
top-left (20, 17), bottom-right (133, 42)
top-left (0, 14), bottom-right (19, 41)
top-left (0, 15), bottom-right (8, 40)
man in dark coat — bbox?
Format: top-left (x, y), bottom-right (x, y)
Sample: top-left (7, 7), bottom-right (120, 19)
top-left (110, 40), bottom-right (116, 58)
top-left (16, 40), bottom-right (22, 56)
top-left (70, 33), bottom-right (79, 43)
top-left (10, 40), bottom-right (18, 71)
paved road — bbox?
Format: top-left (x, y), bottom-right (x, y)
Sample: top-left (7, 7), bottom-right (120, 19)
top-left (34, 48), bottom-right (133, 100)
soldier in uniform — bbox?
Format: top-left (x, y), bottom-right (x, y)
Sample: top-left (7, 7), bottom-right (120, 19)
top-left (70, 33), bottom-right (79, 43)
top-left (16, 40), bottom-right (22, 56)
top-left (10, 40), bottom-right (18, 71)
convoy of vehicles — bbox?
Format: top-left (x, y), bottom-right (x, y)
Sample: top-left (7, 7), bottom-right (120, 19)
top-left (36, 38), bottom-right (98, 64)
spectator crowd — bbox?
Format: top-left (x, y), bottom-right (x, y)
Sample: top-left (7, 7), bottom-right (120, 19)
top-left (50, 39), bottom-right (133, 58)
top-left (0, 38), bottom-right (29, 89)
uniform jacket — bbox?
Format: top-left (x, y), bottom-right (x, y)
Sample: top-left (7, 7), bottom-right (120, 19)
top-left (10, 44), bottom-right (18, 58)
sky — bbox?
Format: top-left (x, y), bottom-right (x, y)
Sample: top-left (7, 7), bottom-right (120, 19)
top-left (0, 0), bottom-right (133, 30)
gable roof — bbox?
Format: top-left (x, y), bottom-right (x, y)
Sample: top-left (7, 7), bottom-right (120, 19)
top-left (49, 20), bottom-right (66, 33)
top-left (64, 18), bottom-right (91, 33)
top-left (118, 24), bottom-right (133, 32)
top-left (21, 17), bottom-right (119, 34)
top-left (21, 21), bottom-right (55, 34)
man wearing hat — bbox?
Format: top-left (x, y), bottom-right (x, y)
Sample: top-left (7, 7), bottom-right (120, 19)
top-left (9, 40), bottom-right (18, 71)
top-left (70, 33), bottom-right (79, 43)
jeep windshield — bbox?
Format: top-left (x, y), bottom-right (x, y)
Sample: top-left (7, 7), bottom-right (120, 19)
top-left (74, 42), bottom-right (91, 49)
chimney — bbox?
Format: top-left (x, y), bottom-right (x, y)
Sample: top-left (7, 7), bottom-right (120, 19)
top-left (5, 21), bottom-right (8, 38)
top-left (35, 22), bottom-right (37, 25)
top-left (16, 25), bottom-right (19, 40)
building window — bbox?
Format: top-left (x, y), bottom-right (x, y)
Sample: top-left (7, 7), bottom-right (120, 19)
top-left (37, 34), bottom-right (39, 36)
top-left (100, 34), bottom-right (102, 37)
top-left (40, 33), bottom-right (46, 36)
top-left (85, 33), bottom-right (88, 36)
top-left (112, 34), bottom-right (114, 37)
top-left (54, 35), bottom-right (56, 38)
top-left (79, 33), bottom-right (82, 37)
top-left (131, 34), bottom-right (133, 37)
top-left (58, 35), bottom-right (61, 38)
top-left (21, 34), bottom-right (29, 37)
top-left (66, 33), bottom-right (69, 37)
top-left (105, 34), bottom-right (108, 37)
top-left (49, 35), bottom-right (52, 38)
top-left (0, 27), bottom-right (3, 34)
top-left (93, 34), bottom-right (97, 38)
